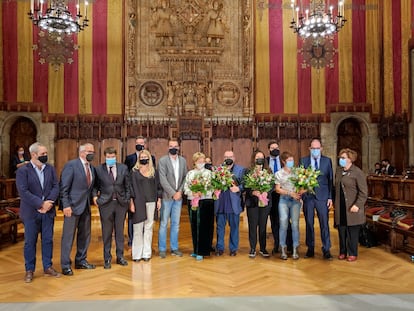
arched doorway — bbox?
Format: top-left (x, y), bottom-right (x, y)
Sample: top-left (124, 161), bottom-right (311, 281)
top-left (337, 118), bottom-right (363, 169)
top-left (9, 117), bottom-right (37, 177)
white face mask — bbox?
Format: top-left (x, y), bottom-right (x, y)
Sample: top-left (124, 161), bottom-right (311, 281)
top-left (196, 163), bottom-right (205, 170)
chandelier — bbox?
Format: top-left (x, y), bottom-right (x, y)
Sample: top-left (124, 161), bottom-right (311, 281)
top-left (28, 0), bottom-right (89, 35)
top-left (290, 0), bottom-right (346, 39)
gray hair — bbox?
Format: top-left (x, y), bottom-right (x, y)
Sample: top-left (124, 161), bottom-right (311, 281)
top-left (29, 142), bottom-right (45, 154)
top-left (79, 143), bottom-right (94, 153)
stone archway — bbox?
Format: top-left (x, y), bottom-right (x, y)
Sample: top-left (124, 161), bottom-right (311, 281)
top-left (336, 118), bottom-right (363, 169)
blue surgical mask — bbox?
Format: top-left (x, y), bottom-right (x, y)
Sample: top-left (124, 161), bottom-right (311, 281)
top-left (339, 158), bottom-right (347, 168)
top-left (286, 160), bottom-right (294, 168)
top-left (106, 158), bottom-right (116, 167)
top-left (311, 148), bottom-right (321, 158)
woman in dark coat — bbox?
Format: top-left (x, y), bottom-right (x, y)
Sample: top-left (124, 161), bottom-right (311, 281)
top-left (130, 150), bottom-right (162, 262)
top-left (11, 145), bottom-right (29, 177)
top-left (334, 148), bottom-right (368, 262)
top-left (244, 150), bottom-right (273, 258)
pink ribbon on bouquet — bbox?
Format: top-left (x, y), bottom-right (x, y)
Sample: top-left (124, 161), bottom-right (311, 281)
top-left (213, 189), bottom-right (221, 200)
top-left (258, 192), bottom-right (269, 207)
top-left (191, 196), bottom-right (200, 211)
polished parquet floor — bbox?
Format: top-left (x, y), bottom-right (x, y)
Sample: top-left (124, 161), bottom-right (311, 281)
top-left (1, 207), bottom-right (414, 303)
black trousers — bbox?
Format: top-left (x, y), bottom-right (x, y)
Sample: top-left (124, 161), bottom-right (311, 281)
top-left (188, 199), bottom-right (214, 256)
top-left (269, 191), bottom-right (293, 251)
top-left (338, 225), bottom-right (361, 256)
top-left (247, 205), bottom-right (271, 251)
top-left (99, 200), bottom-right (128, 261)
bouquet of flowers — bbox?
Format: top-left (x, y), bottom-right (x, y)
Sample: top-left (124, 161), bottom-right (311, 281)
top-left (244, 168), bottom-right (275, 207)
top-left (289, 165), bottom-right (321, 194)
top-left (210, 165), bottom-right (234, 200)
top-left (188, 173), bottom-right (212, 210)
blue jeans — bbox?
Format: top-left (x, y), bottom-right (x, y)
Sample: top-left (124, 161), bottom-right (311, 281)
top-left (279, 195), bottom-right (301, 248)
top-left (23, 213), bottom-right (55, 272)
top-left (158, 199), bottom-right (182, 252)
top-left (216, 213), bottom-right (240, 252)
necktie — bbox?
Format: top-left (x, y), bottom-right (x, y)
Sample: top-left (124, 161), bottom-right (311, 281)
top-left (109, 166), bottom-right (115, 182)
top-left (85, 163), bottom-right (91, 186)
top-left (314, 159), bottom-right (318, 170)
top-left (273, 159), bottom-right (278, 173)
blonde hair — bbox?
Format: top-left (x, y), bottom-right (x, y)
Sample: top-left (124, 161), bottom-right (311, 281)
top-left (133, 149), bottom-right (155, 177)
top-left (192, 152), bottom-right (205, 168)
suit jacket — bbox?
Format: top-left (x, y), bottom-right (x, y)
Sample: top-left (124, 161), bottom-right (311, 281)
top-left (214, 164), bottom-right (246, 215)
top-left (158, 154), bottom-right (187, 200)
top-left (92, 162), bottom-right (131, 208)
top-left (124, 152), bottom-right (156, 171)
top-left (59, 158), bottom-right (95, 216)
top-left (300, 155), bottom-right (334, 202)
top-left (16, 162), bottom-right (60, 222)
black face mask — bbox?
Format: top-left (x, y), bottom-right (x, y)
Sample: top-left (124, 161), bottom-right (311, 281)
top-left (224, 158), bottom-right (233, 166)
top-left (169, 148), bottom-right (178, 155)
top-left (38, 155), bottom-right (48, 164)
top-left (205, 163), bottom-right (213, 171)
top-left (86, 153), bottom-right (94, 162)
top-left (270, 149), bottom-right (280, 157)
top-left (135, 144), bottom-right (144, 152)
top-left (255, 158), bottom-right (265, 166)
top-left (139, 159), bottom-right (149, 165)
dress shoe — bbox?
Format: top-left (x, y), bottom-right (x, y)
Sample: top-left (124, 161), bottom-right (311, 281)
top-left (323, 252), bottom-right (333, 261)
top-left (24, 271), bottom-right (33, 283)
top-left (230, 250), bottom-right (237, 256)
top-left (338, 254), bottom-right (347, 260)
top-left (44, 267), bottom-right (61, 278)
top-left (104, 260), bottom-right (112, 269)
top-left (116, 258), bottom-right (128, 266)
top-left (62, 268), bottom-right (74, 276)
top-left (133, 259), bottom-right (141, 262)
top-left (75, 262), bottom-right (96, 269)
top-left (143, 258), bottom-right (151, 262)
top-left (215, 250), bottom-right (224, 256)
top-left (347, 255), bottom-right (357, 262)
top-left (304, 249), bottom-right (314, 258)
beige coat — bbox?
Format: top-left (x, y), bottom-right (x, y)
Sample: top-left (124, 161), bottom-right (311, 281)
top-left (334, 164), bottom-right (368, 226)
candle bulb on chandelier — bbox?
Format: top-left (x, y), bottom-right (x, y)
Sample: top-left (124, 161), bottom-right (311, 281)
top-left (85, 1), bottom-right (89, 19)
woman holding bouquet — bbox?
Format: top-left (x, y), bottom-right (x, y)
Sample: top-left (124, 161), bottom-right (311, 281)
top-left (334, 148), bottom-right (368, 262)
top-left (183, 152), bottom-right (214, 260)
top-left (244, 150), bottom-right (275, 258)
top-left (275, 151), bottom-right (304, 260)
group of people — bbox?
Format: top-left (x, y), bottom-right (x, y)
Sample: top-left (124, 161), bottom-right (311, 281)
top-left (15, 137), bottom-right (368, 284)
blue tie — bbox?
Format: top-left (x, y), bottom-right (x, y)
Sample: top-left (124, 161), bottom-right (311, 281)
top-left (314, 159), bottom-right (318, 170)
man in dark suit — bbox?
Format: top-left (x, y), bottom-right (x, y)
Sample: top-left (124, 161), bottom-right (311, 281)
top-left (124, 136), bottom-right (156, 247)
top-left (214, 150), bottom-right (246, 257)
top-left (16, 142), bottom-right (61, 283)
top-left (381, 159), bottom-right (396, 175)
top-left (158, 139), bottom-right (187, 258)
top-left (300, 138), bottom-right (334, 260)
top-left (266, 140), bottom-right (293, 254)
top-left (93, 147), bottom-right (130, 269)
top-left (60, 143), bottom-right (96, 276)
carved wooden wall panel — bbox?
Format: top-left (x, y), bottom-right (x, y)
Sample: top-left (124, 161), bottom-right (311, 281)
top-left (126, 0), bottom-right (253, 119)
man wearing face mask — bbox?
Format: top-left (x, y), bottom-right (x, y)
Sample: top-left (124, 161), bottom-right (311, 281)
top-left (16, 142), bottom-right (60, 283)
top-left (124, 136), bottom-right (156, 247)
top-left (214, 150), bottom-right (246, 257)
top-left (158, 139), bottom-right (187, 258)
top-left (266, 141), bottom-right (293, 255)
top-left (60, 143), bottom-right (96, 276)
top-left (93, 147), bottom-right (130, 269)
top-left (300, 138), bottom-right (334, 260)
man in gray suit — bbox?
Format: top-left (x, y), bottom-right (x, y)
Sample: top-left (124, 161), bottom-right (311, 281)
top-left (158, 139), bottom-right (187, 258)
top-left (93, 147), bottom-right (130, 269)
top-left (60, 143), bottom-right (96, 276)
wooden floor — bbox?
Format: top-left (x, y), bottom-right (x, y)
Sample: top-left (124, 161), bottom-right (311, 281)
top-left (1, 208), bottom-right (414, 303)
